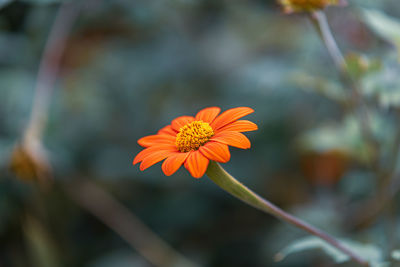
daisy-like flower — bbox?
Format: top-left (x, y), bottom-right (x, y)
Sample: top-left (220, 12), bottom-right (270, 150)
top-left (133, 107), bottom-right (257, 178)
top-left (278, 0), bottom-right (345, 13)
top-left (132, 107), bottom-right (369, 266)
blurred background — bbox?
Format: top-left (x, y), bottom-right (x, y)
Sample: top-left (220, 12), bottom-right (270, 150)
top-left (2, 0), bottom-right (400, 266)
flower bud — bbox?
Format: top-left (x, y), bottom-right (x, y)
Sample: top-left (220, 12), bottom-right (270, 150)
top-left (9, 138), bottom-right (52, 184)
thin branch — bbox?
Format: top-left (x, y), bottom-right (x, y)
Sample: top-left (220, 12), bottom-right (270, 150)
top-left (206, 162), bottom-right (369, 266)
top-left (342, 119), bottom-right (400, 231)
top-left (66, 180), bottom-right (199, 267)
top-left (309, 11), bottom-right (378, 161)
top-left (346, 110), bottom-right (400, 228)
top-left (24, 2), bottom-right (81, 142)
top-left (12, 2), bottom-right (82, 184)
top-left (347, 174), bottom-right (400, 229)
top-left (310, 11), bottom-right (345, 69)
top-left (22, 4), bottom-right (198, 265)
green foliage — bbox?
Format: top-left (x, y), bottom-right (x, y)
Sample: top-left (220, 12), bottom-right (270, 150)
top-left (391, 249), bottom-right (400, 261)
top-left (362, 9), bottom-right (400, 58)
top-left (23, 216), bottom-right (60, 267)
top-left (297, 115), bottom-right (380, 162)
top-left (275, 236), bottom-right (383, 266)
top-left (345, 53), bottom-right (382, 80)
top-left (292, 72), bottom-right (347, 103)
top-left (2, 0), bottom-right (400, 266)
top-left (361, 54), bottom-right (400, 108)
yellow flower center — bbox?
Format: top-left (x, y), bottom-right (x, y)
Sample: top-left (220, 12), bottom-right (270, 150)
top-left (279, 0), bottom-right (339, 12)
top-left (176, 121), bottom-right (214, 152)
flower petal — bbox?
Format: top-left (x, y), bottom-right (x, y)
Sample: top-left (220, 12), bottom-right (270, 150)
top-left (199, 142), bottom-right (230, 163)
top-left (158, 125), bottom-right (177, 136)
top-left (210, 131), bottom-right (251, 149)
top-left (138, 134), bottom-right (176, 147)
top-left (184, 151), bottom-right (209, 178)
top-left (218, 120), bottom-right (258, 133)
top-left (171, 116), bottom-right (195, 131)
top-left (133, 145), bottom-right (177, 165)
top-left (195, 107), bottom-right (221, 123)
top-left (211, 107), bottom-right (254, 131)
top-left (139, 150), bottom-right (173, 171)
top-left (161, 152), bottom-right (189, 176)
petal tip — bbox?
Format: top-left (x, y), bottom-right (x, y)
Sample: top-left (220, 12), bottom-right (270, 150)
top-left (139, 164), bottom-right (146, 171)
top-left (211, 107), bottom-right (256, 130)
top-left (133, 153), bottom-right (142, 165)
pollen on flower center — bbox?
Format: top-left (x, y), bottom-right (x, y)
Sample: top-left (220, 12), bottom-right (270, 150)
top-left (176, 121), bottom-right (214, 152)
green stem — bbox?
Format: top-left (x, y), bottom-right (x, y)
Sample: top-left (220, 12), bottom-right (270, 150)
top-left (206, 161), bottom-right (369, 266)
top-left (310, 11), bottom-right (378, 161)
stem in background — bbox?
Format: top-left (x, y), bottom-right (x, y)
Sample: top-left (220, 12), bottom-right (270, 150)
top-left (24, 2), bottom-right (81, 142)
top-left (23, 3), bottom-right (198, 265)
top-left (66, 180), bottom-right (199, 267)
top-left (11, 2), bottom-right (81, 184)
top-left (309, 11), bottom-right (377, 160)
top-left (310, 11), bottom-right (345, 69)
top-left (308, 11), bottom-right (400, 233)
top-left (206, 161), bottom-right (369, 266)
top-left (349, 172), bottom-right (400, 230)
top-left (348, 118), bottom-right (400, 228)
top-left (311, 9), bottom-right (400, 231)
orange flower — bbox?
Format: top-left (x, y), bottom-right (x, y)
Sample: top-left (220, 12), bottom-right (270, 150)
top-left (278, 0), bottom-right (345, 13)
top-left (133, 107), bottom-right (257, 178)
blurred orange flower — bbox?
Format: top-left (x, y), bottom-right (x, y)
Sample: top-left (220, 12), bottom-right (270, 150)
top-left (278, 0), bottom-right (345, 13)
top-left (133, 107), bottom-right (257, 178)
